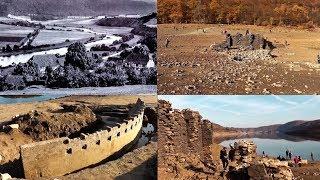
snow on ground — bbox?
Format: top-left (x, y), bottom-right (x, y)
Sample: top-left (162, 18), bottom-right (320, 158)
top-left (7, 14), bottom-right (31, 21)
top-left (0, 85), bottom-right (157, 95)
top-left (0, 24), bottom-right (34, 36)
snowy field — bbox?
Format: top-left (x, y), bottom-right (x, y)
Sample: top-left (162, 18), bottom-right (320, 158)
top-left (0, 24), bottom-right (34, 36)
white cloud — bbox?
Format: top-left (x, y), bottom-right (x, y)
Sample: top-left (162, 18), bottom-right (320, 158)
top-left (272, 95), bottom-right (299, 105)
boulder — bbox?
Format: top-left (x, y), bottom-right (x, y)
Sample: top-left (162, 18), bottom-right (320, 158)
top-left (8, 124), bottom-right (19, 129)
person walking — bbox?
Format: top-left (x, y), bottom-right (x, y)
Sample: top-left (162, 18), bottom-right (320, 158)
top-left (293, 156), bottom-right (299, 166)
top-left (229, 144), bottom-right (236, 161)
top-left (289, 151), bottom-right (292, 159)
top-left (311, 152), bottom-right (314, 161)
top-left (286, 149), bottom-right (289, 159)
top-left (220, 147), bottom-right (229, 169)
top-left (165, 38), bottom-right (170, 48)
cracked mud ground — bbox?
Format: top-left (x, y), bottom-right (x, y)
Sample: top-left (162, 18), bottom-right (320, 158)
top-left (158, 24), bottom-right (320, 95)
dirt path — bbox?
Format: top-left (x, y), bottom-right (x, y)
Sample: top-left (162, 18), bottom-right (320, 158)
top-left (158, 24), bottom-right (320, 94)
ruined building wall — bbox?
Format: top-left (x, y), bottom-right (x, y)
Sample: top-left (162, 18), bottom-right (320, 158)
top-left (202, 119), bottom-right (214, 163)
top-left (157, 100), bottom-right (174, 165)
top-left (20, 100), bottom-right (145, 179)
top-left (173, 110), bottom-right (189, 154)
top-left (182, 109), bottom-right (203, 159)
top-left (158, 100), bottom-right (213, 163)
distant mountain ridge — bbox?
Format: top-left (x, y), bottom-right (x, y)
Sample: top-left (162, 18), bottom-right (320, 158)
top-left (222, 119), bottom-right (320, 139)
top-left (1, 0), bottom-right (156, 17)
top-left (211, 119), bottom-right (320, 140)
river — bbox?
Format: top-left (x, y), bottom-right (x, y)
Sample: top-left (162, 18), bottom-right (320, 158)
top-left (0, 35), bottom-right (121, 67)
top-left (0, 15), bottom-right (129, 67)
top-left (0, 94), bottom-right (64, 104)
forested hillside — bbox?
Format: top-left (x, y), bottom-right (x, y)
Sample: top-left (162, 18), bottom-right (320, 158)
top-left (1, 0), bottom-right (156, 16)
top-left (158, 0), bottom-right (320, 26)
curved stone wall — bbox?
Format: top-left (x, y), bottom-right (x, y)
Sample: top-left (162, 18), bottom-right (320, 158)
top-left (20, 99), bottom-right (145, 178)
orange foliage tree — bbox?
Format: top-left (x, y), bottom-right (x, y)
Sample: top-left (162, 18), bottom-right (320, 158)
top-left (158, 0), bottom-right (320, 26)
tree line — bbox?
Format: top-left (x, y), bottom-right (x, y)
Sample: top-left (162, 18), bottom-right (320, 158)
top-left (158, 0), bottom-right (320, 27)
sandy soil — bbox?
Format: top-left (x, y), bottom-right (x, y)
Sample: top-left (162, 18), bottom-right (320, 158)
top-left (0, 95), bottom-right (157, 123)
top-left (0, 129), bottom-right (33, 164)
top-left (292, 162), bottom-right (320, 180)
top-left (158, 24), bottom-right (320, 94)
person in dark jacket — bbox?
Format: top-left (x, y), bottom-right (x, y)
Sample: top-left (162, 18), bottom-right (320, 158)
top-left (220, 147), bottom-right (229, 169)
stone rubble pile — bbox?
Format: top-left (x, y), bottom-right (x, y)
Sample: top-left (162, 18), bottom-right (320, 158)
top-left (222, 49), bottom-right (273, 61)
top-left (213, 33), bottom-right (275, 61)
top-left (255, 158), bottom-right (294, 180)
top-left (228, 140), bottom-right (257, 172)
top-left (227, 140), bottom-right (294, 180)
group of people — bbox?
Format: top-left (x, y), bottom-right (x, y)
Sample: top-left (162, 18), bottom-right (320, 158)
top-left (219, 145), bottom-right (236, 169)
top-left (221, 146), bottom-right (316, 169)
top-left (276, 149), bottom-right (316, 164)
top-left (275, 149), bottom-right (294, 161)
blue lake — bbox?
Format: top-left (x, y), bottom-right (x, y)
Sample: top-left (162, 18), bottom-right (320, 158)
top-left (221, 137), bottom-right (320, 161)
top-left (0, 95), bottom-right (65, 104)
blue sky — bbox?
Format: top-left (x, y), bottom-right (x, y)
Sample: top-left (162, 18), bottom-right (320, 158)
top-left (158, 95), bottom-right (320, 128)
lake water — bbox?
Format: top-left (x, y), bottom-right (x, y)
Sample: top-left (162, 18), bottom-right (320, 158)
top-left (0, 95), bottom-right (64, 104)
top-left (220, 137), bottom-right (320, 161)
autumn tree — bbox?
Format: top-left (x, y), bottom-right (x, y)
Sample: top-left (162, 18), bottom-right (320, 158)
top-left (158, 0), bottom-right (320, 27)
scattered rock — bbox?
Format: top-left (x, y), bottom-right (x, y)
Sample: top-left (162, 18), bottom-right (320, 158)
top-left (185, 85), bottom-right (196, 91)
top-left (262, 88), bottom-right (271, 94)
top-left (294, 89), bottom-right (302, 94)
top-left (8, 124), bottom-right (19, 129)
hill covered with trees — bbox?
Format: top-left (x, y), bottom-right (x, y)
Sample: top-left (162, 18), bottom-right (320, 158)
top-left (2, 0), bottom-right (156, 17)
top-left (158, 0), bottom-right (320, 27)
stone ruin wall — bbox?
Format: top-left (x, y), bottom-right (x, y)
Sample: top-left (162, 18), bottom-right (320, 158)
top-left (182, 109), bottom-right (204, 159)
top-left (201, 119), bottom-right (214, 163)
top-left (158, 100), bottom-right (214, 163)
top-left (20, 100), bottom-right (145, 179)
